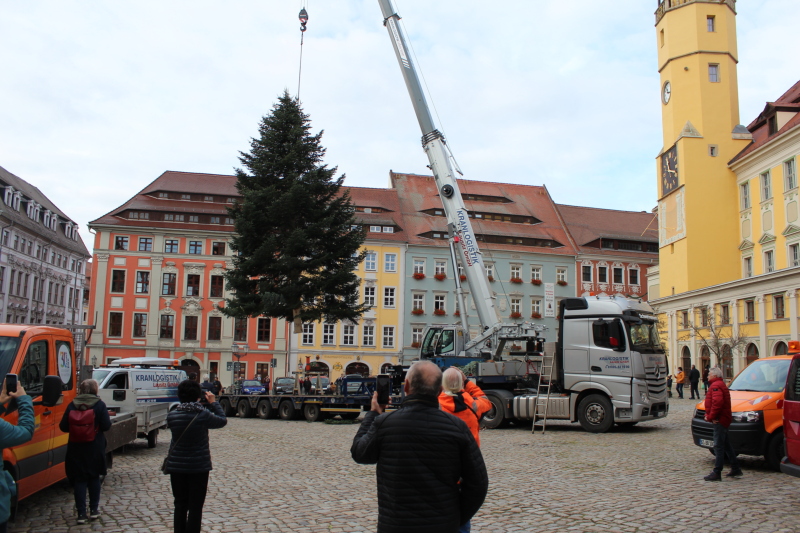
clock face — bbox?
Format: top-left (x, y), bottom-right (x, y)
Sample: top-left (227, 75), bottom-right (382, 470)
top-left (662, 81), bottom-right (671, 104)
top-left (661, 145), bottom-right (679, 196)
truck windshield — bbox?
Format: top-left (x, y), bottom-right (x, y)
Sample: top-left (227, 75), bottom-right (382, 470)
top-left (420, 328), bottom-right (454, 358)
top-left (627, 322), bottom-right (663, 353)
top-left (730, 358), bottom-right (791, 393)
top-left (92, 369), bottom-right (112, 385)
top-left (0, 336), bottom-right (21, 378)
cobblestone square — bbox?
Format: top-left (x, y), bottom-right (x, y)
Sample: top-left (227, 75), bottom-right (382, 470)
top-left (10, 400), bottom-right (800, 533)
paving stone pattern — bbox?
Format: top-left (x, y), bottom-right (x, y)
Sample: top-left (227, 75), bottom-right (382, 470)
top-left (9, 399), bottom-right (800, 532)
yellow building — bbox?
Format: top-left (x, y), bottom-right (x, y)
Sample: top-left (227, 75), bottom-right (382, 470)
top-left (290, 187), bottom-right (405, 377)
top-left (649, 0), bottom-right (800, 378)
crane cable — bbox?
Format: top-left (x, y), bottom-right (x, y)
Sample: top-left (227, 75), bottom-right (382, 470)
top-left (297, 2), bottom-right (309, 100)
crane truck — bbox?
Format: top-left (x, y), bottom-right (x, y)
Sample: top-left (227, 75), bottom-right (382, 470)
top-left (377, 0), bottom-right (669, 432)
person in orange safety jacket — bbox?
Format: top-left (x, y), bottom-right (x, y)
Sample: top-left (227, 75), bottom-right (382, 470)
top-left (438, 367), bottom-right (492, 446)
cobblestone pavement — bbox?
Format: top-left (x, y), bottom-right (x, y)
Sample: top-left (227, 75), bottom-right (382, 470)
top-left (9, 398), bottom-right (800, 533)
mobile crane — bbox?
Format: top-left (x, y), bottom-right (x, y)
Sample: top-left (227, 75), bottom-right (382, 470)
top-left (378, 0), bottom-right (669, 432)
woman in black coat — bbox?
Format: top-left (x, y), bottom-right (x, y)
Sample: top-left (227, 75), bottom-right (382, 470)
top-left (165, 379), bottom-right (227, 533)
top-left (58, 379), bottom-right (111, 525)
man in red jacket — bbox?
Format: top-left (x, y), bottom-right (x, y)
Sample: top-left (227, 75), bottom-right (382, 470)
top-left (704, 367), bottom-right (743, 480)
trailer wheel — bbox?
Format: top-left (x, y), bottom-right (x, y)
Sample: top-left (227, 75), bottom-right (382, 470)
top-left (237, 400), bottom-right (254, 418)
top-left (766, 430), bottom-right (785, 471)
top-left (220, 398), bottom-right (236, 417)
top-left (147, 429), bottom-right (158, 448)
top-left (279, 400), bottom-right (297, 420)
top-left (481, 395), bottom-right (509, 429)
top-left (339, 412), bottom-right (360, 420)
top-left (257, 400), bottom-right (274, 420)
top-left (303, 404), bottom-right (322, 422)
top-left (578, 394), bottom-right (614, 433)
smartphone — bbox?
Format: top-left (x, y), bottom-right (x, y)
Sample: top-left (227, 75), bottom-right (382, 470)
top-left (376, 374), bottom-right (391, 405)
top-left (6, 374), bottom-right (17, 394)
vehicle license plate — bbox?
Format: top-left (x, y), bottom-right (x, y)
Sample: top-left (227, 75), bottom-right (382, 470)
top-left (698, 438), bottom-right (714, 448)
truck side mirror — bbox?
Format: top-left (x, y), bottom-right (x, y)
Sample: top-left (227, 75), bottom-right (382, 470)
top-left (41, 375), bottom-right (64, 407)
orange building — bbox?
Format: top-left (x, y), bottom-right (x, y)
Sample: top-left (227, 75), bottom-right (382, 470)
top-left (86, 171), bottom-right (288, 386)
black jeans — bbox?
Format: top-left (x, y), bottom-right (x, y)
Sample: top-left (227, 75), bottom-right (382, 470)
top-left (713, 423), bottom-right (740, 473)
top-left (170, 472), bottom-right (209, 533)
top-left (73, 477), bottom-right (102, 516)
top-left (690, 383), bottom-right (700, 398)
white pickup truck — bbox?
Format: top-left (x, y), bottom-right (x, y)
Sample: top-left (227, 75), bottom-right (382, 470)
top-left (92, 357), bottom-right (186, 448)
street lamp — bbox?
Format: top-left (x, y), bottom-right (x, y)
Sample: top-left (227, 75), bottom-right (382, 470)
top-left (231, 342), bottom-right (248, 392)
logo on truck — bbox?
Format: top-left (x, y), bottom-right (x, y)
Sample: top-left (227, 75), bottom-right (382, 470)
top-left (58, 343), bottom-right (72, 384)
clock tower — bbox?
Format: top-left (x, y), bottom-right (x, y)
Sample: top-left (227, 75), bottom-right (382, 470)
top-left (655, 0), bottom-right (751, 295)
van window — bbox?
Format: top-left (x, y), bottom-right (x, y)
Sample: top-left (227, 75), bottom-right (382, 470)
top-left (787, 359), bottom-right (800, 401)
top-left (105, 373), bottom-right (128, 390)
top-left (593, 319), bottom-right (626, 351)
top-left (92, 369), bottom-right (112, 384)
top-left (730, 358), bottom-right (791, 393)
top-left (0, 336), bottom-right (21, 378)
top-left (20, 340), bottom-right (48, 397)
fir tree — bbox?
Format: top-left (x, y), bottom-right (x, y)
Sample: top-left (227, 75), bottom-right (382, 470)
top-left (224, 91), bottom-right (367, 332)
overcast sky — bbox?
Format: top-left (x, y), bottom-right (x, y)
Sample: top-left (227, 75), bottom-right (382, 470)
top-left (1, 0), bottom-right (797, 248)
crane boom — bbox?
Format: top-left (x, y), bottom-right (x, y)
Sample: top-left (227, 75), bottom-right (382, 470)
top-left (377, 0), bottom-right (499, 330)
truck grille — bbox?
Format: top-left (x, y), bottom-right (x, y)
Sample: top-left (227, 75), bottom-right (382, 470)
top-left (644, 364), bottom-right (667, 395)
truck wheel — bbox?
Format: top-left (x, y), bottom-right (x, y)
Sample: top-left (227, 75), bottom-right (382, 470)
top-left (220, 398), bottom-right (236, 417)
top-left (279, 400), bottom-right (297, 420)
top-left (766, 430), bottom-right (785, 471)
top-left (303, 404), bottom-right (322, 422)
top-left (339, 412), bottom-right (360, 420)
top-left (237, 400), bottom-right (254, 418)
top-left (481, 395), bottom-right (509, 429)
top-left (147, 429), bottom-right (158, 448)
top-left (257, 400), bottom-right (274, 420)
top-left (578, 394), bottom-right (614, 433)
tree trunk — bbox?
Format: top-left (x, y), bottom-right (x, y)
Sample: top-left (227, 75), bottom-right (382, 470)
top-left (293, 308), bottom-right (303, 334)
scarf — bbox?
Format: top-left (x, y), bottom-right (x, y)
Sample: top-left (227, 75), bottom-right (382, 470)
top-left (176, 401), bottom-right (205, 413)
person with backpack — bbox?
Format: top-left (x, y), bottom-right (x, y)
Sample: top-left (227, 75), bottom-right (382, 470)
top-left (164, 379), bottom-right (227, 533)
top-left (58, 379), bottom-right (112, 525)
top-left (0, 380), bottom-right (34, 533)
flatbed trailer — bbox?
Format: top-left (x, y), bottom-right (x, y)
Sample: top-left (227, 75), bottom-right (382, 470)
top-left (218, 375), bottom-right (402, 422)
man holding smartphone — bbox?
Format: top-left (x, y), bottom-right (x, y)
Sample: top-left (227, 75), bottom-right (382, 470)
top-left (351, 361), bottom-right (488, 533)
top-left (0, 378), bottom-right (33, 533)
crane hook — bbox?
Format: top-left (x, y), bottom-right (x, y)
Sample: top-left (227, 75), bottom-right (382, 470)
top-left (299, 8), bottom-right (308, 32)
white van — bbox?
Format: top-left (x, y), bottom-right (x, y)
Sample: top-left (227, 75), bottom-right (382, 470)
top-left (92, 358), bottom-right (187, 448)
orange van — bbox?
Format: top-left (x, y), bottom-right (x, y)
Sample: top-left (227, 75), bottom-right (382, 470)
top-left (691, 351), bottom-right (794, 471)
top-left (0, 325), bottom-right (74, 501)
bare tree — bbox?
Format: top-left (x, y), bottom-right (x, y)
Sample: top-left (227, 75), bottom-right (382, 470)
top-left (679, 308), bottom-right (750, 366)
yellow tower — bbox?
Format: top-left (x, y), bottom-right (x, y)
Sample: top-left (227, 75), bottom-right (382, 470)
top-left (655, 0), bottom-right (751, 295)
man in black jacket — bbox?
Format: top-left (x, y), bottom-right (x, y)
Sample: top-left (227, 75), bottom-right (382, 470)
top-left (351, 361), bottom-right (488, 533)
top-left (689, 364), bottom-right (701, 400)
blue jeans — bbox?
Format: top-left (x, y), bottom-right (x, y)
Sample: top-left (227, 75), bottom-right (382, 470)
top-left (459, 520), bottom-right (471, 533)
top-left (73, 477), bottom-right (102, 516)
top-left (676, 383), bottom-right (684, 398)
top-left (713, 423), bottom-right (740, 473)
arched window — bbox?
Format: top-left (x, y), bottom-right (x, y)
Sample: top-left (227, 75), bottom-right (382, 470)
top-left (722, 345), bottom-right (734, 380)
top-left (746, 343), bottom-right (759, 365)
top-left (775, 341), bottom-right (788, 356)
top-left (380, 362), bottom-right (395, 374)
top-left (700, 345), bottom-right (711, 370)
top-left (345, 362), bottom-right (370, 377)
top-left (308, 361), bottom-right (329, 375)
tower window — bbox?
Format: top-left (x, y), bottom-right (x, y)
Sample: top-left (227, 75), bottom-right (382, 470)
top-left (708, 145), bottom-right (718, 157)
top-left (740, 182), bottom-right (750, 210)
top-left (706, 16), bottom-right (715, 32)
top-left (708, 64), bottom-right (719, 83)
top-left (660, 29), bottom-right (665, 47)
top-left (761, 171), bottom-right (772, 201)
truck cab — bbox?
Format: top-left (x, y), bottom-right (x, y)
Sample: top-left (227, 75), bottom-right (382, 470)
top-left (0, 325), bottom-right (72, 501)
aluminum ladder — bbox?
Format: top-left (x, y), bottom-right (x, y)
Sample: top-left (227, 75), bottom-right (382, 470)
top-left (531, 353), bottom-right (555, 435)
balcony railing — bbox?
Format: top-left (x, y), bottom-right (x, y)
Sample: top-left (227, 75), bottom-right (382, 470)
top-left (655, 0), bottom-right (736, 25)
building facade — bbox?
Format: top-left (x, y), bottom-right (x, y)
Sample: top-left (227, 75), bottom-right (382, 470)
top-left (649, 0), bottom-right (800, 377)
top-left (86, 171), bottom-right (288, 386)
top-left (0, 165), bottom-right (89, 327)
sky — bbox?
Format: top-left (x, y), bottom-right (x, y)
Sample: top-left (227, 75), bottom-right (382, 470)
top-left (1, 0), bottom-right (798, 248)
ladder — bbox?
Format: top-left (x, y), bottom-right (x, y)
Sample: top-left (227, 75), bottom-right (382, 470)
top-left (532, 353), bottom-right (555, 435)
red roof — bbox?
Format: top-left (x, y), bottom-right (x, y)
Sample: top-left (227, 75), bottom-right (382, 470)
top-left (730, 80), bottom-right (800, 164)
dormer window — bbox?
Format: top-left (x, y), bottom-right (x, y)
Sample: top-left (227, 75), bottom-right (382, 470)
top-left (3, 187), bottom-right (13, 206)
top-left (43, 210), bottom-right (51, 227)
top-left (769, 115), bottom-right (778, 136)
top-left (50, 214), bottom-right (58, 231)
top-left (11, 192), bottom-right (21, 211)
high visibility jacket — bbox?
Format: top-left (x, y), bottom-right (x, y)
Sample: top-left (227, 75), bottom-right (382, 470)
top-left (438, 381), bottom-right (492, 446)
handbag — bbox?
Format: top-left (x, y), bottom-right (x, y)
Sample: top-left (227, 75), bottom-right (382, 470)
top-left (161, 412), bottom-right (200, 475)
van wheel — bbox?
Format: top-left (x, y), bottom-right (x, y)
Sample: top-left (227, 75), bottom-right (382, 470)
top-left (303, 404), bottom-right (322, 422)
top-left (257, 400), bottom-right (274, 419)
top-left (279, 400), bottom-right (297, 420)
top-left (147, 429), bottom-right (158, 448)
top-left (766, 430), bottom-right (785, 471)
top-left (578, 394), bottom-right (614, 433)
top-left (481, 395), bottom-right (509, 429)
top-left (237, 400), bottom-right (254, 418)
top-left (220, 399), bottom-right (236, 417)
